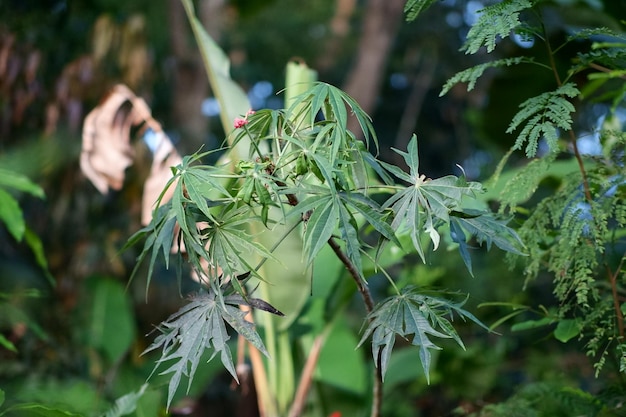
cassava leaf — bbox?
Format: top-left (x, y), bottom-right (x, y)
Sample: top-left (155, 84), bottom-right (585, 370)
top-left (302, 194), bottom-right (339, 266)
top-left (144, 290), bottom-right (267, 410)
top-left (451, 209), bottom-right (525, 254)
top-left (339, 191), bottom-right (400, 246)
top-left (381, 136), bottom-right (482, 260)
top-left (358, 287), bottom-right (486, 383)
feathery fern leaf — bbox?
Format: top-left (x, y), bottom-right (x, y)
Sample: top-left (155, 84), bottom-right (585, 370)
top-left (404, 0), bottom-right (439, 22)
top-left (507, 83), bottom-right (579, 157)
top-left (440, 57), bottom-right (532, 96)
top-left (462, 0), bottom-right (533, 54)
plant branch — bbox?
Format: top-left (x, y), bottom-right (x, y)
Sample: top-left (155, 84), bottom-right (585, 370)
top-left (328, 237), bottom-right (375, 312)
top-left (542, 21), bottom-right (593, 203)
top-left (327, 236), bottom-right (382, 417)
top-left (607, 256), bottom-right (626, 340)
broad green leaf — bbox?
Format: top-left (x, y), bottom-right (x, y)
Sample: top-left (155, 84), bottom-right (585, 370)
top-left (0, 168), bottom-right (45, 198)
top-left (0, 334), bottom-right (17, 353)
top-left (180, 0), bottom-right (250, 143)
top-left (314, 318), bottom-right (367, 395)
top-left (86, 277), bottom-right (136, 364)
top-left (4, 380), bottom-right (100, 416)
top-left (511, 317), bottom-right (554, 331)
top-left (0, 188), bottom-right (25, 241)
top-left (23, 227), bottom-right (55, 286)
top-left (1, 404), bottom-right (82, 417)
top-left (554, 319), bottom-right (582, 343)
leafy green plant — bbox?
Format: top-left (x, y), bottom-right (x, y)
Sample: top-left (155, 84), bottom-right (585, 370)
top-left (123, 4), bottom-right (526, 416)
top-left (408, 0), bottom-right (626, 396)
top-left (0, 168), bottom-right (52, 286)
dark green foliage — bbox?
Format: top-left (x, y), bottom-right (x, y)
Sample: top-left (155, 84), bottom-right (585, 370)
top-left (468, 381), bottom-right (617, 417)
top-left (143, 290), bottom-right (268, 409)
top-left (357, 287), bottom-right (487, 383)
top-left (433, 0), bottom-right (626, 385)
top-left (507, 83), bottom-right (579, 157)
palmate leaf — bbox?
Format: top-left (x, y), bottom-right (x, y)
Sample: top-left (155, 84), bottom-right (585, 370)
top-left (462, 0), bottom-right (533, 54)
top-left (144, 290), bottom-right (267, 409)
top-left (507, 83), bottom-right (579, 157)
top-left (204, 206), bottom-right (276, 283)
top-left (288, 82), bottom-right (378, 151)
top-left (381, 135), bottom-right (481, 260)
top-left (450, 210), bottom-right (526, 276)
top-left (358, 287), bottom-right (486, 383)
top-left (440, 57), bottom-right (533, 96)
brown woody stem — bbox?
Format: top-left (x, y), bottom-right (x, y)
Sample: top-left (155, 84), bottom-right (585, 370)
top-left (327, 236), bottom-right (382, 417)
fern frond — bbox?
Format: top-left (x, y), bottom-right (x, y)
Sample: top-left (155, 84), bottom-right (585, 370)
top-left (440, 57), bottom-right (532, 96)
top-left (404, 0), bottom-right (439, 22)
top-left (507, 83), bottom-right (579, 157)
top-left (462, 0), bottom-right (533, 55)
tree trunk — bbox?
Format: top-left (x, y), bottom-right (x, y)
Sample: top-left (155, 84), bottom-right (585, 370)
top-left (342, 0), bottom-right (405, 137)
top-left (167, 0), bottom-right (225, 154)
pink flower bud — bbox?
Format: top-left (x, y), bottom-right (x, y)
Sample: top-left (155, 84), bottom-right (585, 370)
top-left (234, 117), bottom-right (248, 129)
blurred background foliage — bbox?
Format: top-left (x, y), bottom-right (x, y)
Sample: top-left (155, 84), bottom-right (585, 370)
top-left (1, 0), bottom-right (625, 416)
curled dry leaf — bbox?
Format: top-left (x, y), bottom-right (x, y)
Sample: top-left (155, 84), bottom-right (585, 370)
top-left (80, 84), bottom-right (182, 225)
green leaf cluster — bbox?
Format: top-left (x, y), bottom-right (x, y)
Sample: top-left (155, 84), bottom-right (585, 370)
top-left (129, 79), bottom-right (524, 405)
top-left (507, 83), bottom-right (579, 157)
top-left (358, 287), bottom-right (487, 383)
top-left (462, 0), bottom-right (533, 54)
top-left (144, 290), bottom-right (268, 409)
top-left (432, 0), bottom-right (626, 379)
